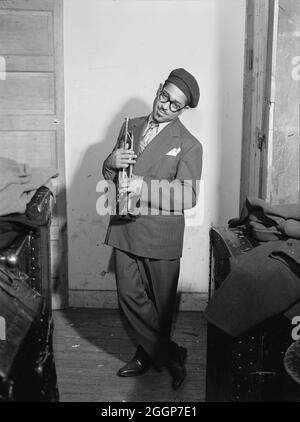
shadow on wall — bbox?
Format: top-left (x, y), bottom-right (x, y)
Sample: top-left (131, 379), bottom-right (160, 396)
top-left (60, 98), bottom-right (150, 348)
top-left (51, 186), bottom-right (69, 309)
top-left (67, 97), bottom-right (150, 272)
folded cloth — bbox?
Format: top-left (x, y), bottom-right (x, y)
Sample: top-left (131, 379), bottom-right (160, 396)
top-left (249, 220), bottom-right (286, 241)
top-left (229, 197), bottom-right (300, 240)
top-left (0, 165), bottom-right (58, 216)
top-left (270, 238), bottom-right (300, 274)
top-left (0, 157), bottom-right (32, 191)
top-left (241, 197), bottom-right (300, 221)
top-left (282, 219), bottom-right (300, 239)
top-left (204, 239), bottom-right (300, 337)
top-left (0, 185), bottom-right (53, 228)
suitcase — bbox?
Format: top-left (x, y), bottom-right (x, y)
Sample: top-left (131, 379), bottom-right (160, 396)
top-left (0, 187), bottom-right (59, 402)
top-left (206, 226), bottom-right (300, 402)
top-left (0, 265), bottom-right (43, 401)
top-left (0, 186), bottom-right (52, 308)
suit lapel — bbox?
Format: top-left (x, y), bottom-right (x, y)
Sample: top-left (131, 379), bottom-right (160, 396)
top-left (133, 118), bottom-right (181, 175)
top-left (129, 117), bottom-right (147, 156)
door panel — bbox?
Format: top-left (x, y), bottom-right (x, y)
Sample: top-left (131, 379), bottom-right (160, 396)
top-left (0, 72), bottom-right (55, 114)
top-left (0, 132), bottom-right (57, 166)
top-left (0, 10), bottom-right (54, 55)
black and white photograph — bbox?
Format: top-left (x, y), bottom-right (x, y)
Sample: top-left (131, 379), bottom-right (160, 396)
top-left (0, 0), bottom-right (299, 407)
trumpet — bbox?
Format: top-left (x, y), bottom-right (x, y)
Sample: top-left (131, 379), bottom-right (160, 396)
top-left (116, 117), bottom-right (135, 216)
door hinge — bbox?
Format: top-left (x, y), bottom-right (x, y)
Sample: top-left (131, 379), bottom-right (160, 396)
top-left (257, 131), bottom-right (266, 150)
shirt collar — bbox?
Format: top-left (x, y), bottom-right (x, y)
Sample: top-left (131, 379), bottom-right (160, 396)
top-left (146, 113), bottom-right (171, 132)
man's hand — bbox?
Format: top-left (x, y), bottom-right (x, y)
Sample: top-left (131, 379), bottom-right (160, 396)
top-left (119, 174), bottom-right (144, 198)
top-left (108, 146), bottom-right (137, 169)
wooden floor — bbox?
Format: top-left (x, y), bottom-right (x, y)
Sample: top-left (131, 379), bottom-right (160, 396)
top-left (53, 308), bottom-right (207, 402)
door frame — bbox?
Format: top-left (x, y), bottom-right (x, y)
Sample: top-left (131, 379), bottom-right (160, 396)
top-left (240, 0), bottom-right (279, 210)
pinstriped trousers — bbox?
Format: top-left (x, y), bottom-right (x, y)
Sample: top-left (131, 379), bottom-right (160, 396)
top-left (114, 248), bottom-right (181, 365)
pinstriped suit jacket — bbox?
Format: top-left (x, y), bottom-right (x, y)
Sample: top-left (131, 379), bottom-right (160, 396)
top-left (102, 116), bottom-right (203, 259)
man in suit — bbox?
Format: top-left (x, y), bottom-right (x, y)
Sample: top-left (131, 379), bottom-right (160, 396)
top-left (102, 68), bottom-right (203, 390)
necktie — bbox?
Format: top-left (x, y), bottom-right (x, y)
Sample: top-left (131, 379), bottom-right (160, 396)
top-left (138, 121), bottom-right (159, 156)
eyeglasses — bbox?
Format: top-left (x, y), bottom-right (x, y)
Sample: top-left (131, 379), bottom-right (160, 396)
top-left (158, 90), bottom-right (187, 113)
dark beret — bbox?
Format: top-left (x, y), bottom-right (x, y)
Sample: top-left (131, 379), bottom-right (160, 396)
top-left (165, 68), bottom-right (200, 108)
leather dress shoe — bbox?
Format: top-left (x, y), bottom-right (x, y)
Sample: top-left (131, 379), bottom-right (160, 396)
top-left (166, 346), bottom-right (187, 390)
top-left (117, 349), bottom-right (151, 377)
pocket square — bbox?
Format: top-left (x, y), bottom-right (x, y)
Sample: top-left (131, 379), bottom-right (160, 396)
top-left (166, 147), bottom-right (181, 157)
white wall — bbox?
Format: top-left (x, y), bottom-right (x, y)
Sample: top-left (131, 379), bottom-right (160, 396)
top-left (63, 0), bottom-right (246, 310)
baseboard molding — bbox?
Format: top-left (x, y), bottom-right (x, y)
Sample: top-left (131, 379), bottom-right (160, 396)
top-left (69, 289), bottom-right (208, 311)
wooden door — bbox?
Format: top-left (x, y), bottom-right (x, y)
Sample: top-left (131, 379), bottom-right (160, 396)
top-left (0, 0), bottom-right (68, 309)
top-left (240, 0), bottom-right (272, 209)
top-left (264, 0), bottom-right (300, 205)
